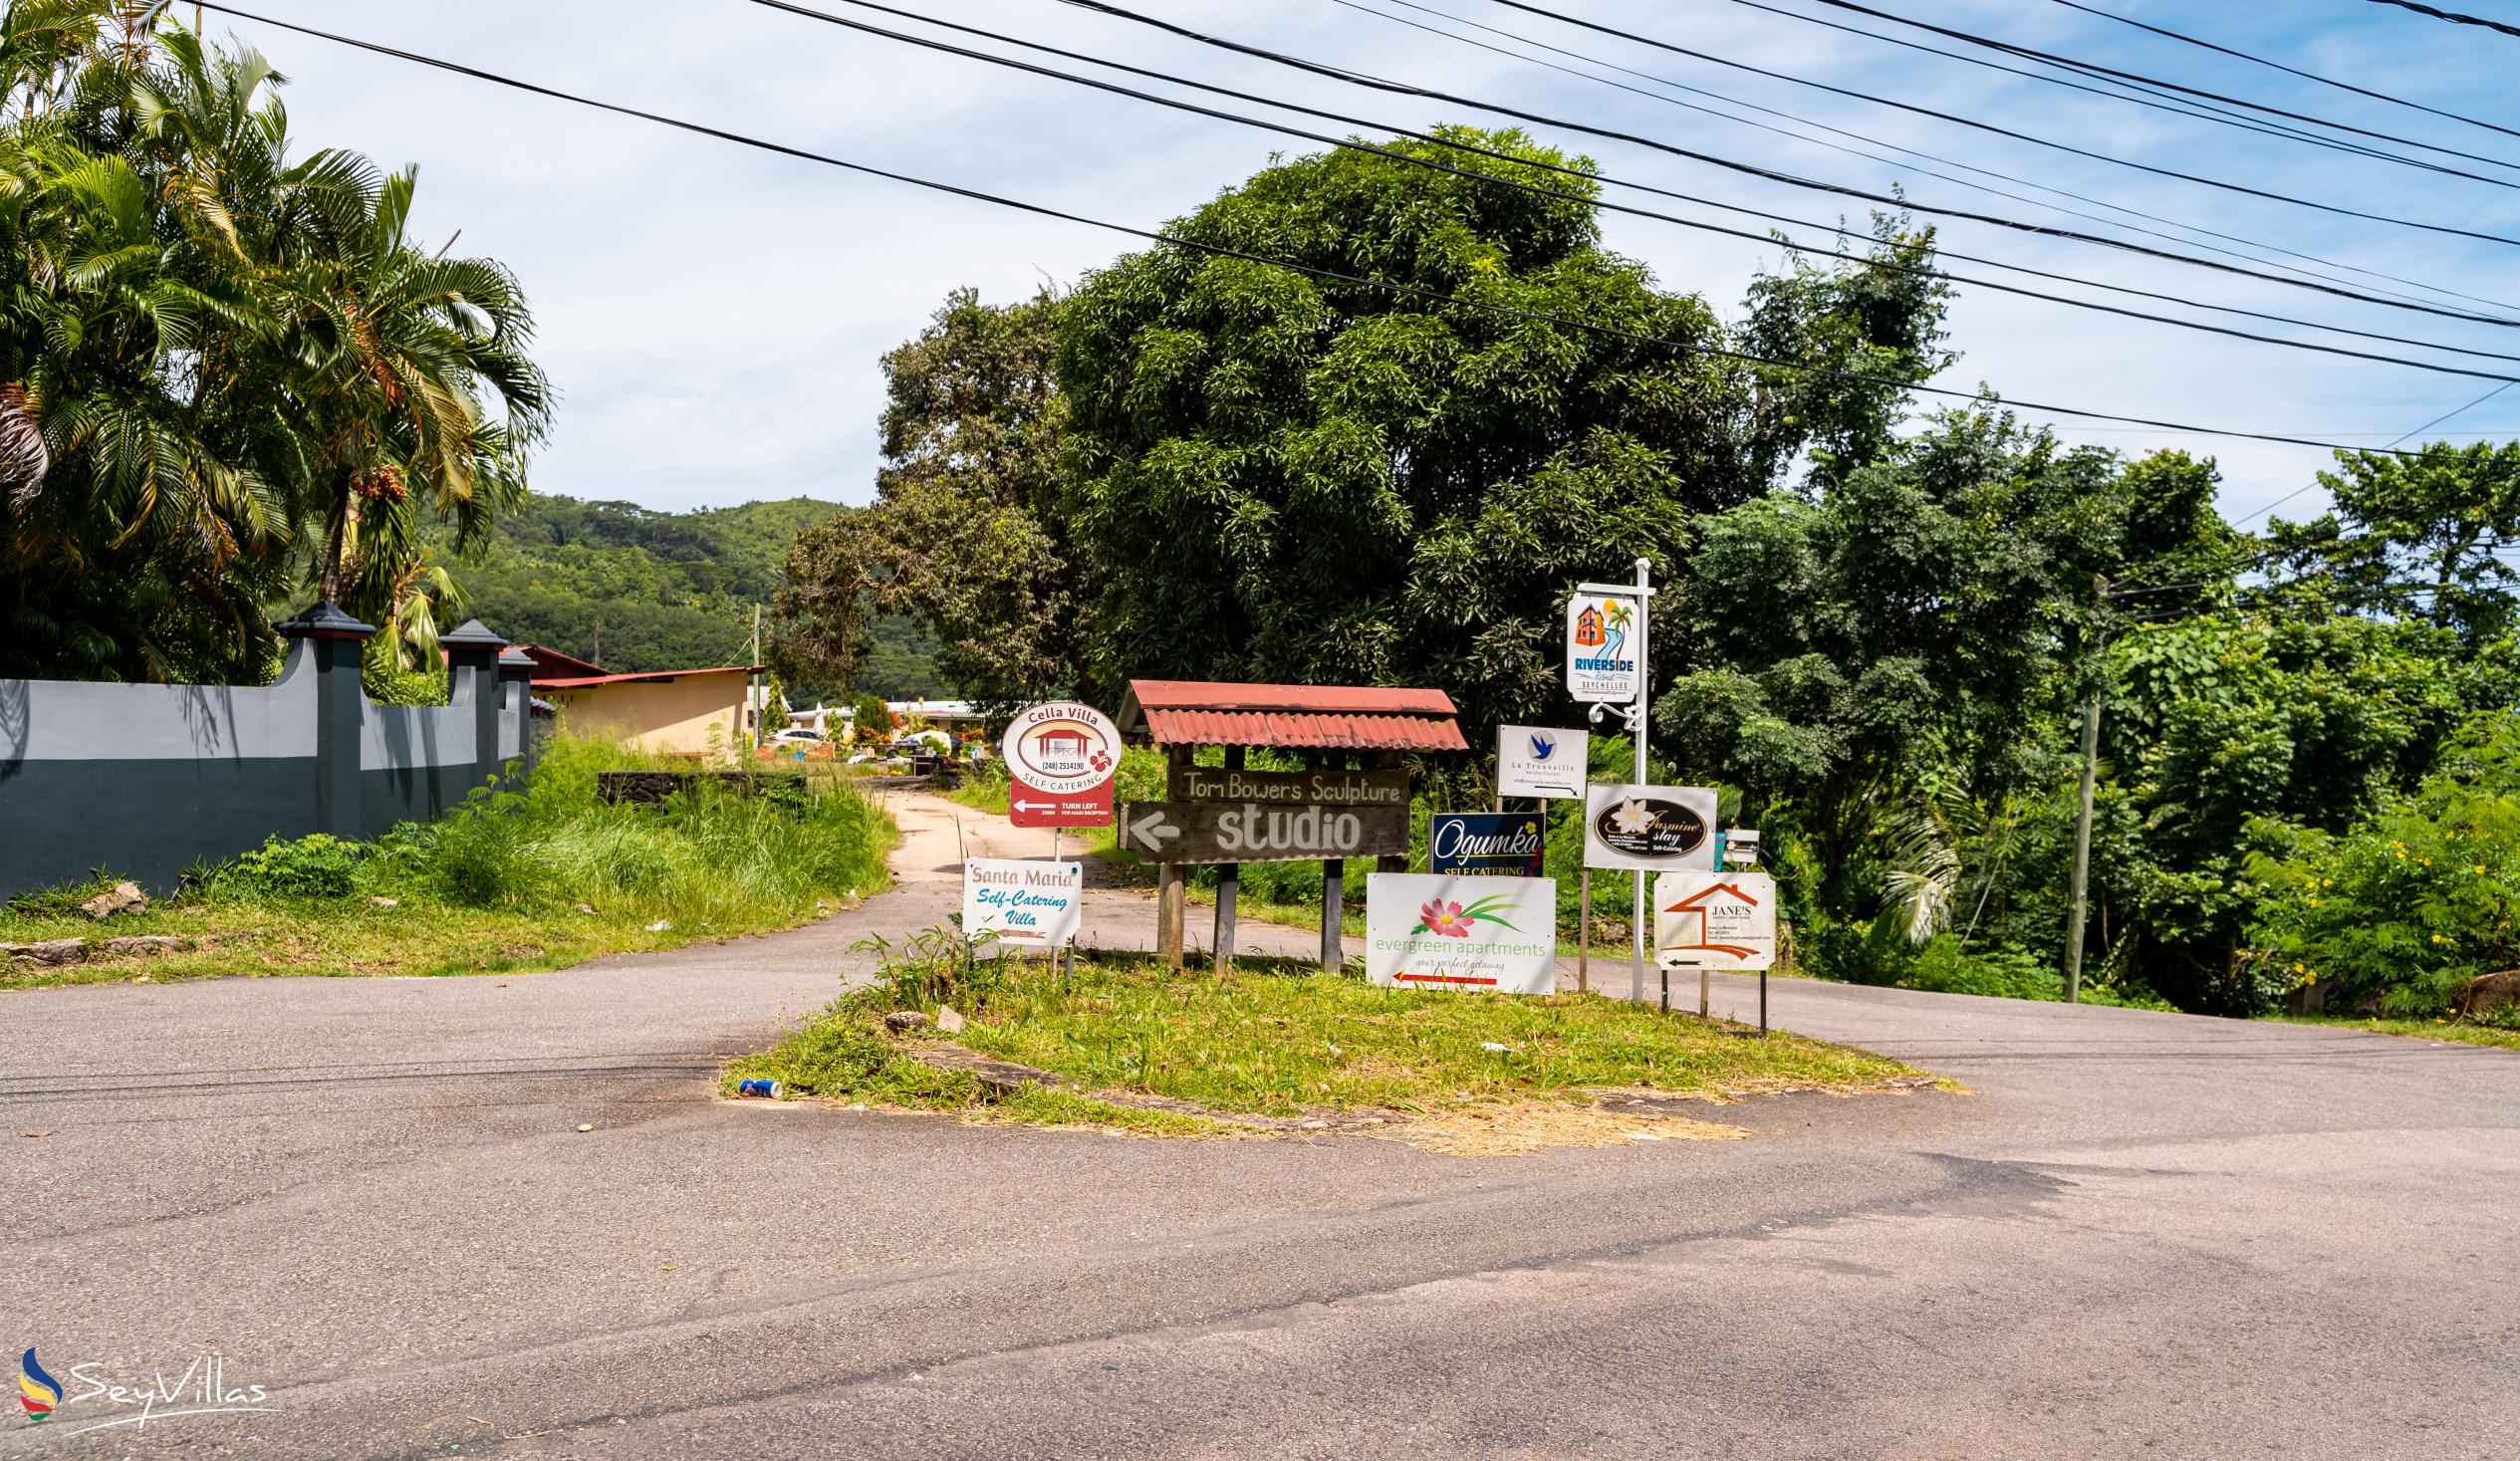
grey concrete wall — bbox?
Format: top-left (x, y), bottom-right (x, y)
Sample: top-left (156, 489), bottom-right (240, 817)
top-left (0, 619), bottom-right (532, 899)
top-left (357, 662), bottom-right (483, 838)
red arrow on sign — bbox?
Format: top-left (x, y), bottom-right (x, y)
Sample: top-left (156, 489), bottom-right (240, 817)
top-left (1009, 773), bottom-right (1115, 829)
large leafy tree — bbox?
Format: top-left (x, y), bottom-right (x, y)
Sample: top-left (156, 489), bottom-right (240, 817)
top-left (2264, 441), bottom-right (2520, 641)
top-left (1055, 127), bottom-right (1947, 734)
top-left (0, 1), bottom-right (549, 682)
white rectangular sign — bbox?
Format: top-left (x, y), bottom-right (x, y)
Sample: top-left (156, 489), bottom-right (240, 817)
top-left (1366, 873), bottom-right (1560, 995)
top-left (1565, 589), bottom-right (1642, 703)
top-left (962, 857), bottom-right (1084, 952)
top-left (1496, 724), bottom-right (1589, 800)
top-left (1584, 784), bottom-right (1719, 871)
top-left (1653, 870), bottom-right (1777, 970)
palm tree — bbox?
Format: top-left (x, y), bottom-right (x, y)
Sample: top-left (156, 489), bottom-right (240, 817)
top-left (270, 164), bottom-right (549, 609)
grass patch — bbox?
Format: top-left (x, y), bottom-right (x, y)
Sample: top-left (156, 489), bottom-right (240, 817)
top-left (2, 737), bottom-right (896, 988)
top-left (730, 933), bottom-right (1921, 1145)
top-left (2274, 1013), bottom-right (2520, 1052)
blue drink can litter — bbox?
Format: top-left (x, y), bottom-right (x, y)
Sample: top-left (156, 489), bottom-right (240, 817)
top-left (735, 1079), bottom-right (783, 1099)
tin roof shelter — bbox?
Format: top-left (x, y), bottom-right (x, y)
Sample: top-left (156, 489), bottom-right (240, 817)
top-left (1118, 680), bottom-right (1465, 974)
top-left (1119, 680), bottom-right (1467, 752)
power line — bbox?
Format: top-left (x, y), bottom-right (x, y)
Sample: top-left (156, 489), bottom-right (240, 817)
top-left (1052, 0), bottom-right (2520, 329)
top-left (1466, 0), bottom-right (2520, 249)
top-left (2366, 0), bottom-right (2520, 40)
top-left (1777, 0), bottom-right (2520, 172)
top-left (2045, 0), bottom-right (2520, 143)
top-left (188, 1), bottom-right (2471, 457)
top-left (1690, 0), bottom-right (2520, 183)
top-left (1326, 0), bottom-right (2520, 343)
top-left (2229, 383), bottom-right (2520, 529)
top-left (745, 0), bottom-right (2520, 379)
top-left (1341, 0), bottom-right (2519, 321)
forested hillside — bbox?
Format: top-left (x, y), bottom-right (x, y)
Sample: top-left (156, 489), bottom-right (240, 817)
top-left (455, 495), bottom-right (947, 698)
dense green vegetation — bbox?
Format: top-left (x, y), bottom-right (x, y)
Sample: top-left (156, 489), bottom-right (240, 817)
top-left (0, 3), bottom-right (547, 683)
top-left (784, 125), bottom-right (2519, 1021)
top-left (0, 737), bottom-right (895, 986)
top-left (444, 492), bottom-right (948, 699)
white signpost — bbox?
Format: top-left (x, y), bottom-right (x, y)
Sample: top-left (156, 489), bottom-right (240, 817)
top-left (1365, 872), bottom-right (1561, 996)
top-left (1568, 562), bottom-right (1657, 1002)
top-left (1653, 869), bottom-right (1779, 1033)
top-left (1496, 725), bottom-right (1589, 801)
top-left (961, 858), bottom-right (1084, 953)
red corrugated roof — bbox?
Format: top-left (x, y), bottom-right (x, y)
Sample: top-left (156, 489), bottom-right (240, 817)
top-left (1129, 680), bottom-right (1457, 716)
top-left (517, 644), bottom-right (607, 678)
top-left (534, 665), bottom-right (759, 689)
top-left (1123, 680), bottom-right (1466, 751)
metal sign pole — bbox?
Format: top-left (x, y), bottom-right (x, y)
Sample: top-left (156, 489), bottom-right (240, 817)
top-left (1629, 556), bottom-right (1651, 1006)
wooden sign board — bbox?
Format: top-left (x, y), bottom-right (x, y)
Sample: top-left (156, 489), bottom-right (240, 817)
top-left (1166, 765), bottom-right (1410, 807)
top-left (1119, 800), bottom-right (1410, 863)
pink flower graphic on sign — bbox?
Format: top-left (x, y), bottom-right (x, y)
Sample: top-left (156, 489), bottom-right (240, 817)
top-left (1410, 894), bottom-right (1527, 939)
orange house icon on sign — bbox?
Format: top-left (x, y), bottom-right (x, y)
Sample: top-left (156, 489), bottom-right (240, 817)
top-left (1574, 606), bottom-right (1606, 647)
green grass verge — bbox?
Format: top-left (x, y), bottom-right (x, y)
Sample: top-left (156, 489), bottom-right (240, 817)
top-left (3, 738), bottom-right (897, 988)
top-left (2274, 1013), bottom-right (2520, 1052)
top-left (729, 950), bottom-right (1920, 1135)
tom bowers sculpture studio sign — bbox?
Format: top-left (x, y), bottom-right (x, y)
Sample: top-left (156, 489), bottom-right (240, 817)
top-left (1122, 767), bottom-right (1410, 861)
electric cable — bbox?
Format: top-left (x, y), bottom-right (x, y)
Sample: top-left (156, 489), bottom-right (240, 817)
top-left (1452, 0), bottom-right (2520, 247)
top-left (1770, 0), bottom-right (2520, 169)
top-left (2365, 0), bottom-right (2520, 41)
top-left (2045, 0), bottom-right (2520, 143)
top-left (748, 0), bottom-right (2520, 378)
top-left (188, 0), bottom-right (2474, 457)
top-left (1329, 0), bottom-right (2520, 329)
top-left (1055, 0), bottom-right (2520, 310)
top-left (1344, 0), bottom-right (2515, 320)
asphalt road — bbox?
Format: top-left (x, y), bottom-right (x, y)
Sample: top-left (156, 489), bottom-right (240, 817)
top-left (3, 791), bottom-right (2514, 1458)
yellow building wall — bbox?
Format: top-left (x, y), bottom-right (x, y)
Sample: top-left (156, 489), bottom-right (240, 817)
top-left (544, 675), bottom-right (748, 755)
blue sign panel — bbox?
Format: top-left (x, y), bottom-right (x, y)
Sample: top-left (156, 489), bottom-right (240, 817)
top-left (1428, 813), bottom-right (1547, 877)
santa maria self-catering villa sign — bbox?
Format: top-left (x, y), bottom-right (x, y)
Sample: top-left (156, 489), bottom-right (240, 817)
top-left (1566, 589), bottom-right (1642, 703)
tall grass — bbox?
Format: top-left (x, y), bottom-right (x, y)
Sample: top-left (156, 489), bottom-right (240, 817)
top-left (219, 736), bottom-right (896, 927)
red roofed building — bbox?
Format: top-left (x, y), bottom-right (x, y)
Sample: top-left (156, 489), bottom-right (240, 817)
top-left (517, 646), bottom-right (763, 755)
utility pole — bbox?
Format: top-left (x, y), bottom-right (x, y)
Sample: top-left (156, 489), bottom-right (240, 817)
top-left (2062, 574), bottom-right (2109, 1005)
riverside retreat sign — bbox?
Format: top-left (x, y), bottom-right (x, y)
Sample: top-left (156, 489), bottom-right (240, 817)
top-left (1653, 870), bottom-right (1777, 970)
top-left (1565, 589), bottom-right (1642, 703)
top-left (1495, 725), bottom-right (1588, 800)
top-left (1366, 872), bottom-right (1561, 994)
top-left (1584, 784), bottom-right (1718, 871)
top-left (1429, 813), bottom-right (1545, 877)
top-left (962, 858), bottom-right (1085, 951)
top-left (1002, 701), bottom-right (1122, 829)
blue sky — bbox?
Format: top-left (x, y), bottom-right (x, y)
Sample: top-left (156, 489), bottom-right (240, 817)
top-left (220, 0), bottom-right (2520, 520)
